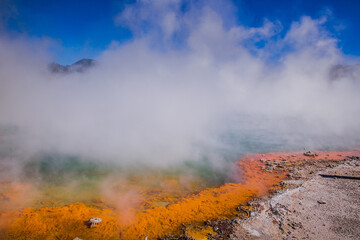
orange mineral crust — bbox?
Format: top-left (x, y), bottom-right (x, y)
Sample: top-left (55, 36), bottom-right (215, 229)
top-left (3, 150), bottom-right (360, 239)
top-left (5, 203), bottom-right (120, 240)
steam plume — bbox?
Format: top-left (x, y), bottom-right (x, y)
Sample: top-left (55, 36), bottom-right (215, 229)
top-left (0, 0), bottom-right (359, 169)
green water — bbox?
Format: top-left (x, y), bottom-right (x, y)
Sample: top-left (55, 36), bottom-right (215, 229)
top-left (20, 153), bottom-right (230, 208)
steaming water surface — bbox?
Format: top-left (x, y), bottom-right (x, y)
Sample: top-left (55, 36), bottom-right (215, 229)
top-left (1, 114), bottom-right (359, 212)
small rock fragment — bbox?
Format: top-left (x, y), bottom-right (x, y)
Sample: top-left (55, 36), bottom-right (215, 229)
top-left (304, 151), bottom-right (318, 157)
top-left (204, 220), bottom-right (211, 226)
top-left (88, 217), bottom-right (102, 227)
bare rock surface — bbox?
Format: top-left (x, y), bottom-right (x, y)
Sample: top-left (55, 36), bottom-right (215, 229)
top-left (234, 163), bottom-right (360, 239)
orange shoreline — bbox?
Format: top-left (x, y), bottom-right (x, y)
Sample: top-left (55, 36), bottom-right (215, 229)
top-left (1, 149), bottom-right (359, 239)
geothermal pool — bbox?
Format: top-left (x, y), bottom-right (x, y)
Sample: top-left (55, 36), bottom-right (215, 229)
top-left (1, 119), bottom-right (360, 239)
top-left (1, 149), bottom-right (358, 239)
top-left (0, 150), bottom-right (283, 239)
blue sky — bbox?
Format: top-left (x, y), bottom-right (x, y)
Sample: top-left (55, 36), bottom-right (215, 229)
top-left (1, 0), bottom-right (359, 64)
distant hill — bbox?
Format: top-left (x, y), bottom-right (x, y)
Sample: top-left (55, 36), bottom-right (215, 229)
top-left (48, 59), bottom-right (95, 73)
top-left (329, 64), bottom-right (360, 81)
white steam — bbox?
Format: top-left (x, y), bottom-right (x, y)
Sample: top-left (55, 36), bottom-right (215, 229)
top-left (0, 0), bottom-right (360, 166)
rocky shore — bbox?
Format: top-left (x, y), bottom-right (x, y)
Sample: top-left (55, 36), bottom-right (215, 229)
top-left (232, 154), bottom-right (360, 240)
